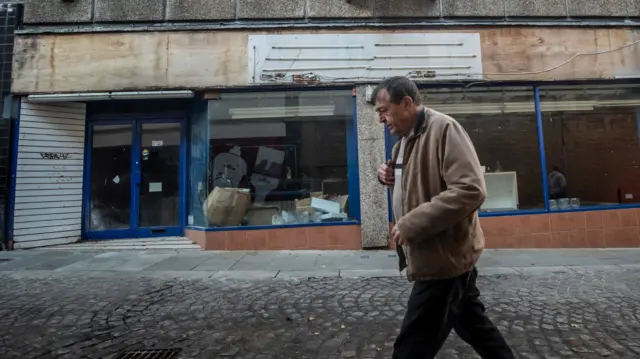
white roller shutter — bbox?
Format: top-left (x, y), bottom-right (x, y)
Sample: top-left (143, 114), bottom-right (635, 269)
top-left (13, 100), bottom-right (86, 249)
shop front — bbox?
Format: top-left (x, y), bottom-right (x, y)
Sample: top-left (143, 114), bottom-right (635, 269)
top-left (10, 89), bottom-right (362, 249)
top-left (9, 27), bottom-right (640, 249)
top-left (185, 89), bottom-right (362, 250)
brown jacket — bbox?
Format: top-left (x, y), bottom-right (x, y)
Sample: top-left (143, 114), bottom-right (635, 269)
top-left (390, 108), bottom-right (486, 281)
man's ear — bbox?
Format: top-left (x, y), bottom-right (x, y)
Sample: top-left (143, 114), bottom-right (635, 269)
top-left (402, 96), bottom-right (413, 110)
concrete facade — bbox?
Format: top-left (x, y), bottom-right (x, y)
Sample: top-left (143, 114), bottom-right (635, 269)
top-left (12, 1), bottom-right (640, 251)
top-left (22, 0), bottom-right (640, 24)
top-left (355, 86), bottom-right (389, 248)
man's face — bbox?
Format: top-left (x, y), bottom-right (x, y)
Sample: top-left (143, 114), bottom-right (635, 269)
top-left (374, 89), bottom-right (414, 136)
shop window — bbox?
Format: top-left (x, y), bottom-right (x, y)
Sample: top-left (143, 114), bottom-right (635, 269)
top-left (188, 90), bottom-right (357, 228)
top-left (539, 85), bottom-right (640, 210)
top-left (421, 86), bottom-right (545, 212)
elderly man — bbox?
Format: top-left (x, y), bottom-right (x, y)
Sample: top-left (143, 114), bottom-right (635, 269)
top-left (373, 76), bottom-right (514, 359)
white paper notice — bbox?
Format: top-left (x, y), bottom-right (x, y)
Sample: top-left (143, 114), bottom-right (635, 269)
top-left (113, 175), bottom-right (120, 184)
top-left (152, 140), bottom-right (163, 147)
top-left (149, 182), bottom-right (163, 192)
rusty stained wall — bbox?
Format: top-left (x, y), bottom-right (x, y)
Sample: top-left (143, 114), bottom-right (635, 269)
top-left (11, 27), bottom-right (640, 94)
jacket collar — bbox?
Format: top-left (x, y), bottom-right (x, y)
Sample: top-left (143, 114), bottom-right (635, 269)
top-left (406, 107), bottom-right (428, 141)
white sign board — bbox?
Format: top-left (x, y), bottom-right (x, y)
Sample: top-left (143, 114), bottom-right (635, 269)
top-left (248, 33), bottom-right (483, 84)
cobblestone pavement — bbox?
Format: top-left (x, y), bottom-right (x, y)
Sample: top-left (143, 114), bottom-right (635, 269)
top-left (1, 269), bottom-right (640, 359)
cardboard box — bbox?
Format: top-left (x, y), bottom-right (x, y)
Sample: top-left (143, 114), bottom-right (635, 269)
top-left (203, 187), bottom-right (251, 227)
top-left (311, 197), bottom-right (341, 214)
top-left (246, 205), bottom-right (280, 226)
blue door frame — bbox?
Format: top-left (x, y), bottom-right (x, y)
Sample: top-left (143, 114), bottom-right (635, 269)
top-left (83, 118), bottom-right (187, 240)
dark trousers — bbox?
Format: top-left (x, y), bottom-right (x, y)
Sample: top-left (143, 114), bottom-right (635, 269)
top-left (393, 268), bottom-right (515, 359)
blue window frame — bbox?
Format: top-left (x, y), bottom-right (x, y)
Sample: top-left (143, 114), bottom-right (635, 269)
top-left (383, 81), bottom-right (640, 220)
top-left (186, 87), bottom-right (361, 232)
top-left (83, 117), bottom-right (187, 240)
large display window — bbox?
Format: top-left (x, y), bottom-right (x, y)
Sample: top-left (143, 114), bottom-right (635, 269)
top-left (188, 90), bottom-right (359, 229)
top-left (539, 85), bottom-right (640, 210)
top-left (386, 86), bottom-right (545, 214)
top-left (385, 82), bottom-right (640, 217)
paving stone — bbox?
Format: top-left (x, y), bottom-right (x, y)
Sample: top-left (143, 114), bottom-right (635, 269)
top-left (340, 269), bottom-right (402, 278)
top-left (2, 269), bottom-right (640, 358)
top-left (276, 270), bottom-right (340, 279)
top-left (515, 266), bottom-right (574, 274)
top-left (211, 270), bottom-right (279, 280)
top-left (142, 253), bottom-right (210, 271)
top-left (479, 267), bottom-right (521, 276)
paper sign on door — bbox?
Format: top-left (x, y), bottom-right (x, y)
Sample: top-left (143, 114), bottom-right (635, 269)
top-left (149, 182), bottom-right (163, 192)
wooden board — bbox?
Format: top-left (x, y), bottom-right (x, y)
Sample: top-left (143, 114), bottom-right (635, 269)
top-left (11, 28), bottom-right (640, 94)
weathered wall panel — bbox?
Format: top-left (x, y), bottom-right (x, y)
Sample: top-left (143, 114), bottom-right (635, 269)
top-left (480, 28), bottom-right (640, 81)
top-left (13, 101), bottom-right (86, 249)
top-left (11, 28), bottom-right (640, 94)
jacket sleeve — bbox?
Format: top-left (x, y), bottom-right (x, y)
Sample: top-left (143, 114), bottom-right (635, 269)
top-left (379, 141), bottom-right (400, 186)
top-left (396, 121), bottom-right (486, 242)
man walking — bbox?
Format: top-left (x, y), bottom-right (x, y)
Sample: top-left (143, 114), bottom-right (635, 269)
top-left (373, 76), bottom-right (514, 359)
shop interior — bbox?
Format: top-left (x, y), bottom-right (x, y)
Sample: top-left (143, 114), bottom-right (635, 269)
top-left (190, 90), bottom-right (357, 228)
top-left (422, 84), bottom-right (640, 212)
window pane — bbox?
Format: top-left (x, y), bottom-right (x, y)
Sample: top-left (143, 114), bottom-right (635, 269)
top-left (422, 86), bottom-right (544, 212)
top-left (89, 124), bottom-right (132, 230)
top-left (188, 104), bottom-right (210, 227)
top-left (540, 85), bottom-right (640, 209)
top-left (139, 123), bottom-right (181, 227)
top-left (193, 90), bottom-right (355, 228)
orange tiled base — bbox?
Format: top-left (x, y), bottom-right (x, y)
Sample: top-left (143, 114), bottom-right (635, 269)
top-left (389, 208), bottom-right (640, 249)
top-left (186, 225), bottom-right (362, 250)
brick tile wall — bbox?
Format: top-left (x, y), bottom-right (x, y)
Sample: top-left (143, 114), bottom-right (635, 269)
top-left (482, 209), bottom-right (640, 248)
top-left (389, 209), bottom-right (640, 249)
top-left (186, 225), bottom-right (362, 250)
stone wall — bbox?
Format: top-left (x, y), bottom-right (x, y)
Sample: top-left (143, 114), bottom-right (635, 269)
top-left (24, 0), bottom-right (640, 24)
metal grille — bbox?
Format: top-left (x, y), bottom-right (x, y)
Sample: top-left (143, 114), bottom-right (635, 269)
top-left (0, 2), bottom-right (19, 249)
top-left (115, 349), bottom-right (182, 359)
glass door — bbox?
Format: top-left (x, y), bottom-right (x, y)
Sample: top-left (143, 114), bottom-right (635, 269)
top-left (87, 123), bottom-right (134, 237)
top-left (134, 121), bottom-right (184, 236)
top-left (85, 119), bottom-right (185, 239)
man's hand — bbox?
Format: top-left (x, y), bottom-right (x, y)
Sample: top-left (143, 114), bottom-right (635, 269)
top-left (378, 160), bottom-right (395, 185)
top-left (391, 224), bottom-right (407, 246)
